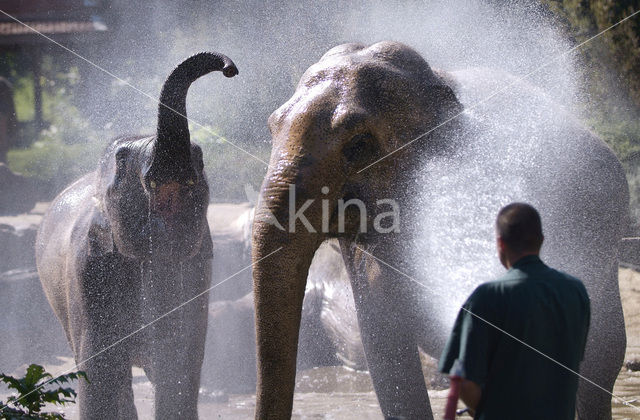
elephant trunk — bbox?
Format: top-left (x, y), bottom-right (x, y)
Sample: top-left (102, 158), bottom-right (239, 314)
top-left (149, 52), bottom-right (238, 184)
top-left (252, 222), bottom-right (321, 418)
top-left (252, 161), bottom-right (340, 418)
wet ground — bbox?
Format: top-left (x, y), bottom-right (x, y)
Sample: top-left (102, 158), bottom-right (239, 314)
top-left (611, 268), bottom-right (640, 419)
top-left (36, 361), bottom-right (432, 419)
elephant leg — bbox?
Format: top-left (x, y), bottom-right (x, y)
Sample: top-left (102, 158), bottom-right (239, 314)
top-left (118, 375), bottom-right (138, 419)
top-left (149, 296), bottom-right (208, 419)
top-left (76, 338), bottom-right (136, 420)
top-left (150, 339), bottom-right (200, 418)
top-left (343, 243), bottom-right (432, 420)
top-left (576, 266), bottom-right (625, 420)
top-left (69, 266), bottom-right (139, 420)
top-left (152, 360), bottom-right (200, 420)
top-left (138, 257), bottom-right (210, 419)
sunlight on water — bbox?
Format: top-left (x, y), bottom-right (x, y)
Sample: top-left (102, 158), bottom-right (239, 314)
top-left (411, 66), bottom-right (591, 332)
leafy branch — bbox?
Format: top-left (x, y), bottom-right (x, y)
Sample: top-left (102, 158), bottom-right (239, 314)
top-left (0, 364), bottom-right (87, 420)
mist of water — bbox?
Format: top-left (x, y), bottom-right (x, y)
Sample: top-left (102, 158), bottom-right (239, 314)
top-left (3, 0), bottom-right (619, 414)
top-left (412, 66), bottom-right (592, 330)
top-left (67, 0), bottom-right (582, 157)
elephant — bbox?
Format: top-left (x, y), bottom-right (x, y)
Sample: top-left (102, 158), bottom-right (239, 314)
top-left (36, 52), bottom-right (238, 419)
top-left (202, 239), bottom-right (365, 395)
top-left (252, 41), bottom-right (628, 419)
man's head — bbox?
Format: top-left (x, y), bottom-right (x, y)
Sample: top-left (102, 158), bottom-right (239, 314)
top-left (495, 202), bottom-right (544, 268)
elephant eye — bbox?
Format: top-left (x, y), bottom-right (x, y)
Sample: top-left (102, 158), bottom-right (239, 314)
top-left (343, 133), bottom-right (376, 162)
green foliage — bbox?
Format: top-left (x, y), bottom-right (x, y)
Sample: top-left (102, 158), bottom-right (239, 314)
top-left (6, 65), bottom-right (107, 195)
top-left (590, 1), bottom-right (640, 107)
top-left (12, 76), bottom-right (35, 123)
top-left (540, 0), bottom-right (640, 228)
top-left (0, 364), bottom-right (87, 420)
top-left (587, 113), bottom-right (640, 161)
top-left (7, 140), bottom-right (102, 196)
top-left (190, 124), bottom-right (269, 201)
top-left (542, 0), bottom-right (640, 106)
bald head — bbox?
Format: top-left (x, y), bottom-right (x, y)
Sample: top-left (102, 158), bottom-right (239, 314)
top-left (496, 203), bottom-right (544, 257)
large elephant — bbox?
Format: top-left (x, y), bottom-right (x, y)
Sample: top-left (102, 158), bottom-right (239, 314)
top-left (252, 41), bottom-right (628, 419)
top-left (36, 52), bottom-right (238, 419)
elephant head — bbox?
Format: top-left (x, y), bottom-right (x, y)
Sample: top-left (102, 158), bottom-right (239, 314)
top-left (93, 53), bottom-right (238, 261)
top-left (252, 41), bottom-right (461, 417)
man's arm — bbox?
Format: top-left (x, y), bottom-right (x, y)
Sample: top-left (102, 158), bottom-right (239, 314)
top-left (460, 379), bottom-right (481, 416)
top-left (439, 285), bottom-right (495, 416)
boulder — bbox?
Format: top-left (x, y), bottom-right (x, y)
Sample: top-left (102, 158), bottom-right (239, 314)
top-left (0, 223), bottom-right (38, 272)
top-left (208, 203), bottom-right (254, 301)
top-left (0, 269), bottom-right (70, 373)
top-left (0, 163), bottom-right (42, 215)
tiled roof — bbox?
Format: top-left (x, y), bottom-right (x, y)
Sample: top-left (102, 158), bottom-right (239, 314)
top-left (0, 20), bottom-right (107, 36)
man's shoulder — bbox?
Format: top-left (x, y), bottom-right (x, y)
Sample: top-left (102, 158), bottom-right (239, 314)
top-left (481, 270), bottom-right (527, 291)
top-left (466, 278), bottom-right (511, 307)
top-left (482, 263), bottom-right (588, 295)
top-left (540, 265), bottom-right (589, 297)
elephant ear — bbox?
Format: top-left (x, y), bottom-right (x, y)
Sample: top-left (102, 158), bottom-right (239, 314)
top-left (430, 69), bottom-right (463, 117)
top-left (87, 197), bottom-right (114, 257)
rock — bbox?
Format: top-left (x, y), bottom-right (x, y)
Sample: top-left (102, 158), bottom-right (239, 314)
top-left (0, 222), bottom-right (38, 272)
top-left (0, 269), bottom-right (71, 373)
top-left (0, 163), bottom-right (43, 215)
top-left (201, 293), bottom-right (256, 394)
top-left (626, 359), bottom-right (640, 371)
top-left (208, 203), bottom-right (254, 301)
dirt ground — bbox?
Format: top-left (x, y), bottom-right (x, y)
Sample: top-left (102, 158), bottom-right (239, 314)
top-left (4, 267), bottom-right (640, 419)
top-left (611, 268), bottom-right (640, 419)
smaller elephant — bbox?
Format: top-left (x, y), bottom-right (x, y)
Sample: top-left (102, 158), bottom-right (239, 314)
top-left (36, 52), bottom-right (237, 419)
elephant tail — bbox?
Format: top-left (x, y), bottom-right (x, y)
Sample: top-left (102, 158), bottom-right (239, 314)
top-left (156, 52), bottom-right (238, 150)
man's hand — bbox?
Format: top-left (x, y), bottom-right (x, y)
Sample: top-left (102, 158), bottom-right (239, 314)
top-left (460, 379), bottom-right (481, 416)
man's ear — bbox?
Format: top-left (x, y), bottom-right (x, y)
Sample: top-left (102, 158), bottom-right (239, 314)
top-left (496, 236), bottom-right (506, 253)
top-left (87, 197), bottom-right (114, 256)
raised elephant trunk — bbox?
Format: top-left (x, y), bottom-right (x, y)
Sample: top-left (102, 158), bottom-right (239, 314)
top-left (149, 52), bottom-right (238, 184)
top-left (36, 51), bottom-right (237, 419)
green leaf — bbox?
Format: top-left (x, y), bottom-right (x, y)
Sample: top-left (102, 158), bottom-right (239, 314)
top-left (0, 365), bottom-right (87, 419)
top-left (24, 365), bottom-right (51, 388)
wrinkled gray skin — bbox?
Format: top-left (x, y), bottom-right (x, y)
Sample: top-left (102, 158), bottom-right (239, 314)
top-left (252, 41), bottom-right (628, 419)
top-left (36, 52), bottom-right (238, 419)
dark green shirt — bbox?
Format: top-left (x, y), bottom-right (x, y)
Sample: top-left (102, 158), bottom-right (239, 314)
top-left (438, 255), bottom-right (590, 419)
